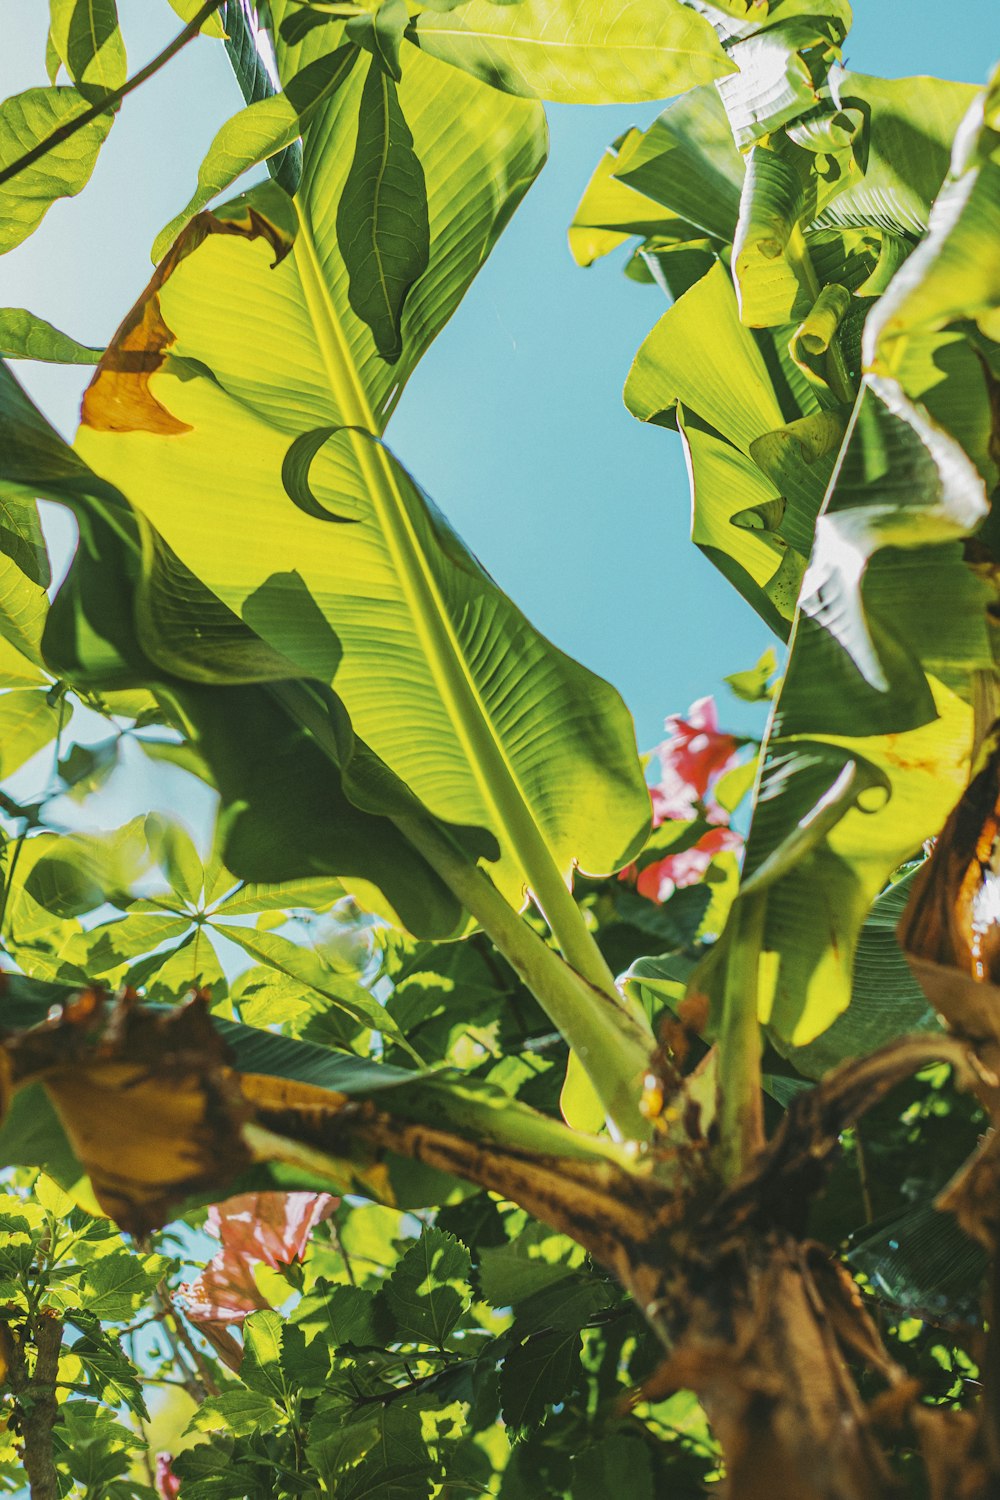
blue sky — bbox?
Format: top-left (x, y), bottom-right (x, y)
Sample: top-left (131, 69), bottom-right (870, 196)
top-left (2, 0), bottom-right (996, 754)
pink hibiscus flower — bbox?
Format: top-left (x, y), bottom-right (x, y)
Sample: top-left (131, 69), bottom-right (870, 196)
top-left (179, 1191), bottom-right (338, 1328)
top-left (636, 823), bottom-right (743, 903)
top-left (156, 1454), bottom-right (181, 1499)
top-left (624, 696), bottom-right (744, 905)
top-left (651, 696), bottom-right (740, 824)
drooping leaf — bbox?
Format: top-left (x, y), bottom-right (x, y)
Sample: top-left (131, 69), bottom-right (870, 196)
top-left (568, 128), bottom-right (695, 268)
top-left (411, 0), bottom-right (734, 104)
top-left (814, 69), bottom-right (979, 237)
top-left (866, 65), bottom-right (1000, 371)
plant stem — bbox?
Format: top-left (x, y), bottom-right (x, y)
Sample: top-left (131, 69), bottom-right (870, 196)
top-left (291, 209), bottom-right (634, 1013)
top-left (0, 0), bottom-right (225, 190)
top-left (717, 891), bottom-right (765, 1183)
top-left (8, 1312), bottom-right (63, 1500)
top-left (395, 812), bottom-right (653, 1141)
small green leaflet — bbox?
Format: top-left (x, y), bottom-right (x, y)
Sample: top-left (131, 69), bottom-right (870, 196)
top-left (0, 308), bottom-right (101, 364)
top-left (337, 59), bottom-right (431, 363)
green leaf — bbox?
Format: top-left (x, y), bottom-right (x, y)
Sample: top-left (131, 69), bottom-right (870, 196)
top-left (48, 0), bottom-right (127, 92)
top-left (716, 19), bottom-right (845, 150)
top-left (384, 1227), bottom-right (472, 1345)
top-left (725, 647), bottom-right (779, 702)
top-left (53, 1402), bottom-right (145, 1490)
top-left (499, 1327), bottom-right (583, 1432)
top-left (815, 69), bottom-right (979, 237)
top-left (239, 1307), bottom-right (298, 1404)
top-left (478, 1223), bottom-right (580, 1306)
top-left (188, 1389), bottom-right (285, 1438)
top-left (510, 1271), bottom-right (617, 1336)
top-left (80, 1249), bottom-right (168, 1322)
top-left (699, 374), bottom-right (992, 1049)
top-left (152, 45), bottom-right (360, 262)
top-left (411, 0), bottom-right (734, 104)
top-left (612, 85), bottom-right (744, 242)
top-left (165, 0), bottom-right (226, 37)
top-left (0, 308), bottom-right (102, 364)
top-left (210, 920), bottom-right (404, 1040)
top-left (152, 94), bottom-right (301, 263)
top-left (789, 865), bottom-right (940, 1078)
top-left (144, 814), bottom-right (204, 906)
top-left (69, 1324), bottom-right (148, 1419)
top-left (571, 1436), bottom-right (653, 1500)
top-left (76, 209), bottom-right (650, 918)
top-left (348, 0), bottom-right (409, 81)
top-left (867, 68), bottom-right (1000, 369)
top-left (338, 62), bottom-right (430, 362)
top-left (0, 688), bottom-right (60, 778)
top-left (26, 818), bottom-right (152, 918)
top-left (568, 128), bottom-right (693, 268)
top-left (0, 364), bottom-right (477, 941)
top-left (294, 1282), bottom-right (390, 1347)
top-left (0, 87), bottom-right (114, 254)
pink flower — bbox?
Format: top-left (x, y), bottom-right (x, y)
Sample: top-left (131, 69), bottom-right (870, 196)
top-left (156, 1454), bottom-right (181, 1499)
top-left (651, 696), bottom-right (739, 823)
top-left (621, 696), bottom-right (745, 906)
top-left (179, 1192), bottom-right (337, 1328)
top-left (636, 823), bottom-right (742, 903)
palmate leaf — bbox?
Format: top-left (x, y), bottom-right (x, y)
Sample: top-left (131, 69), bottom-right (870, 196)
top-left (73, 34), bottom-right (650, 919)
top-left (410, 0), bottom-right (734, 104)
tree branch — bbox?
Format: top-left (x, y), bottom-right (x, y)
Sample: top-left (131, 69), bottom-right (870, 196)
top-left (8, 1311), bottom-right (63, 1500)
top-left (0, 0), bottom-right (225, 192)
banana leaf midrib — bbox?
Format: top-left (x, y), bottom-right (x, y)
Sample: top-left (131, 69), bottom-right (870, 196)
top-left (292, 203), bottom-right (621, 988)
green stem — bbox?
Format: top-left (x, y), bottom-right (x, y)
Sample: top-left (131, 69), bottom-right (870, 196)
top-left (266, 677), bottom-right (652, 1138)
top-left (786, 223), bottom-right (854, 406)
top-left (290, 208), bottom-right (628, 1009)
top-left (717, 891), bottom-right (765, 1183)
top-left (395, 812), bottom-right (653, 1141)
top-left (0, 1), bottom-right (225, 190)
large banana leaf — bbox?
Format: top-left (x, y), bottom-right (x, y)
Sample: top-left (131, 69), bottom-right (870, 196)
top-left (588, 47), bottom-right (1000, 1056)
top-left (814, 70), bottom-right (979, 237)
top-left (74, 30), bottom-right (650, 915)
top-left (410, 0), bottom-right (734, 104)
top-left (0, 358), bottom-right (485, 941)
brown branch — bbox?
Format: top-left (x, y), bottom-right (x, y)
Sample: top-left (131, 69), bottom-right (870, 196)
top-left (0, 0), bottom-right (225, 191)
top-left (7, 1311), bottom-right (63, 1500)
